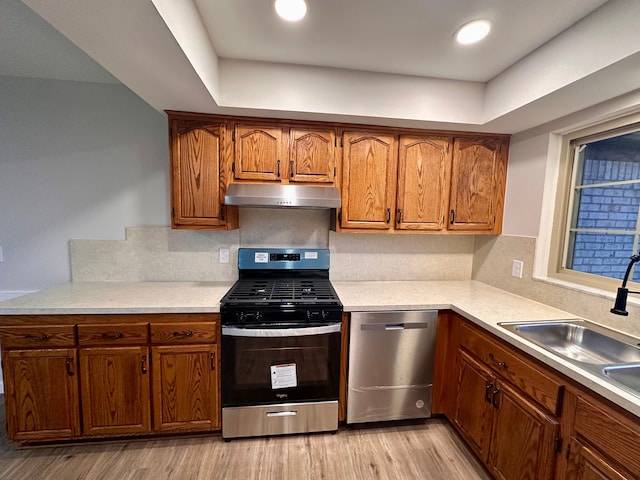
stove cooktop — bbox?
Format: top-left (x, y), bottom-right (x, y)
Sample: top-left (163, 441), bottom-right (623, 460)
top-left (221, 277), bottom-right (341, 306)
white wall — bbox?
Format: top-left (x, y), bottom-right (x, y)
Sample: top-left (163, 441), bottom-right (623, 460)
top-left (502, 89), bottom-right (640, 237)
top-left (0, 76), bottom-right (168, 292)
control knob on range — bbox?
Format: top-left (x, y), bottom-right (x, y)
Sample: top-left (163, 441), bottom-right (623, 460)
top-left (238, 311), bottom-right (263, 323)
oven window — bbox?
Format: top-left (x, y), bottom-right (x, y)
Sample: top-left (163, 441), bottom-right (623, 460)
top-left (222, 332), bottom-right (340, 406)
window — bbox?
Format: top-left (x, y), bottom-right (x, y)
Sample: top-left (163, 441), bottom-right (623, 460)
top-left (557, 123), bottom-right (640, 288)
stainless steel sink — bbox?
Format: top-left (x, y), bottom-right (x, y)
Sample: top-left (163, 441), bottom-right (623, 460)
top-left (499, 319), bottom-right (640, 399)
top-left (502, 321), bottom-right (640, 365)
top-left (603, 364), bottom-right (640, 392)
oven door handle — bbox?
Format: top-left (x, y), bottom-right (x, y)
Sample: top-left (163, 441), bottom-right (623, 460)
top-left (222, 323), bottom-right (341, 337)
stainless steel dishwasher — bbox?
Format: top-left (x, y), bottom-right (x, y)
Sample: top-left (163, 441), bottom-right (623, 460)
top-left (347, 310), bottom-right (438, 424)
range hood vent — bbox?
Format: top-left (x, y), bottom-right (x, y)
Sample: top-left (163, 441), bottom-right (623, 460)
top-left (224, 183), bottom-right (341, 209)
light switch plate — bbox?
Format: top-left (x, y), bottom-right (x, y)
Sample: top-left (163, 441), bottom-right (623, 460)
top-left (219, 248), bottom-right (230, 264)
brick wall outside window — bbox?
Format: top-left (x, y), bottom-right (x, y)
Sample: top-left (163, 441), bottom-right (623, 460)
top-left (568, 136), bottom-right (640, 282)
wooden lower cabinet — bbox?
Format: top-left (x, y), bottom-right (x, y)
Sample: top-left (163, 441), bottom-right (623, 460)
top-left (152, 344), bottom-right (219, 432)
top-left (79, 346), bottom-right (151, 436)
top-left (489, 381), bottom-right (559, 480)
top-left (2, 348), bottom-right (80, 442)
top-left (454, 349), bottom-right (494, 460)
top-left (567, 439), bottom-right (631, 480)
top-left (454, 348), bottom-right (559, 480)
top-left (0, 314), bottom-right (221, 444)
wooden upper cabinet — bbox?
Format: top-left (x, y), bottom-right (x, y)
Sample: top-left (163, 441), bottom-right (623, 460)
top-left (289, 128), bottom-right (336, 183)
top-left (341, 131), bottom-right (398, 229)
top-left (448, 137), bottom-right (508, 233)
top-left (170, 118), bottom-right (232, 229)
top-left (396, 136), bottom-right (452, 231)
top-left (232, 124), bottom-right (337, 184)
top-left (234, 124), bottom-right (284, 181)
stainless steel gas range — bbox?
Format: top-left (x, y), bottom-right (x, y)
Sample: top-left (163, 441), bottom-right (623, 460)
top-left (220, 248), bottom-right (343, 440)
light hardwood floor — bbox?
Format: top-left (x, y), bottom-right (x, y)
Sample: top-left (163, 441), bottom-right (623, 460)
top-left (0, 396), bottom-right (490, 480)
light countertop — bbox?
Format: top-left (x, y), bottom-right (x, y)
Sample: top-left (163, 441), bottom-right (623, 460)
top-left (1, 279), bottom-right (639, 417)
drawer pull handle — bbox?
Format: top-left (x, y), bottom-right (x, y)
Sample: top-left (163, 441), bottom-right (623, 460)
top-left (141, 355), bottom-right (148, 374)
top-left (66, 357), bottom-right (75, 376)
top-left (25, 334), bottom-right (50, 341)
top-left (173, 331), bottom-right (194, 337)
top-left (101, 332), bottom-right (123, 340)
top-left (489, 353), bottom-right (508, 369)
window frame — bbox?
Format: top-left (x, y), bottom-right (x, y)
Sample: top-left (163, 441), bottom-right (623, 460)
top-left (549, 113), bottom-right (640, 292)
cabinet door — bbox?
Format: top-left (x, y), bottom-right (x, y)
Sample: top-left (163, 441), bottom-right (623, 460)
top-left (396, 136), bottom-right (452, 230)
top-left (289, 128), bottom-right (336, 183)
top-left (234, 124), bottom-right (283, 181)
top-left (152, 344), bottom-right (219, 432)
top-left (568, 440), bottom-right (630, 480)
top-left (3, 349), bottom-right (80, 442)
top-left (453, 349), bottom-right (495, 463)
top-left (341, 131), bottom-right (397, 229)
top-left (449, 137), bottom-right (508, 233)
top-left (489, 381), bottom-right (559, 480)
top-left (79, 346), bottom-right (151, 436)
top-left (170, 119), bottom-right (227, 228)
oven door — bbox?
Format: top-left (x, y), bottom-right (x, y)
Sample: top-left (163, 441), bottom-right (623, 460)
top-left (221, 323), bottom-right (341, 407)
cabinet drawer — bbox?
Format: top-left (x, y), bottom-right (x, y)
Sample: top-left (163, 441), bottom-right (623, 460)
top-left (459, 322), bottom-right (563, 415)
top-left (77, 323), bottom-right (149, 346)
top-left (0, 325), bottom-right (76, 348)
top-left (150, 322), bottom-right (217, 344)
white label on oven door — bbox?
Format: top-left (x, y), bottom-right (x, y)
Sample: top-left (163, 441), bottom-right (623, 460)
top-left (270, 363), bottom-right (297, 389)
top-left (254, 252), bottom-right (269, 263)
top-left (304, 251), bottom-right (318, 259)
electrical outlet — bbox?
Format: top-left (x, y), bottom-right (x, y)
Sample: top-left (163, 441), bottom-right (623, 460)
top-left (512, 259), bottom-right (523, 278)
top-left (219, 248), bottom-right (230, 264)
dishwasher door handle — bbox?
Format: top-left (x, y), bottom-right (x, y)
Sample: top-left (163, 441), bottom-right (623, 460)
top-left (361, 322), bottom-right (433, 331)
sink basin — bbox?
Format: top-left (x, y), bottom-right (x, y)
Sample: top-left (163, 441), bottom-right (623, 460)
top-left (500, 320), bottom-right (640, 365)
top-left (499, 319), bottom-right (640, 399)
top-left (604, 364), bottom-right (640, 392)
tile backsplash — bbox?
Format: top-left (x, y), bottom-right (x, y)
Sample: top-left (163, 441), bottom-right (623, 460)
top-left (70, 214), bottom-right (475, 282)
top-left (473, 235), bottom-right (640, 336)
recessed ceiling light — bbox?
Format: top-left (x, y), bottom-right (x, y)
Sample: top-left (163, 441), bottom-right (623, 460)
top-left (274, 0), bottom-right (307, 22)
top-left (454, 19), bottom-right (492, 45)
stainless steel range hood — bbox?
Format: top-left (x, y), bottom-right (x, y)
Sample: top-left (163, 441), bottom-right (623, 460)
top-left (224, 183), bottom-right (341, 209)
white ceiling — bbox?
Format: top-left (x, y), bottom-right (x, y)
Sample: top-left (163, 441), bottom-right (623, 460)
top-left (7, 0), bottom-right (640, 134)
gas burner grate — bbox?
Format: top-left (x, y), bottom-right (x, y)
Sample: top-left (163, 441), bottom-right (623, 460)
top-left (224, 278), bottom-right (338, 303)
